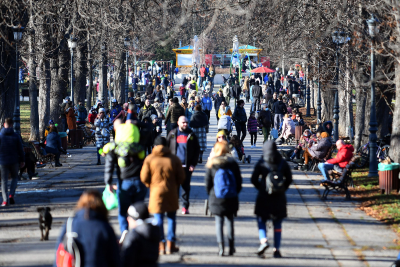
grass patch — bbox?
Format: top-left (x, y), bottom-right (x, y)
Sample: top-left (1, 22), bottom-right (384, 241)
top-left (20, 101), bottom-right (31, 142)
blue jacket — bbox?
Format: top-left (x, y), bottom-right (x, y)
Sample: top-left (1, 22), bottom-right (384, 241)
top-left (185, 107), bottom-right (194, 122)
top-left (77, 106), bottom-right (88, 122)
top-left (54, 209), bottom-right (120, 267)
top-left (132, 77), bottom-right (139, 89)
top-left (45, 132), bottom-right (61, 154)
top-left (110, 105), bottom-right (122, 121)
top-left (202, 97), bottom-right (212, 111)
top-left (0, 128), bottom-right (24, 165)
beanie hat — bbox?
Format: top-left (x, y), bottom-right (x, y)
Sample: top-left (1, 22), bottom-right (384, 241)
top-left (127, 202), bottom-right (149, 220)
top-left (321, 132), bottom-right (329, 138)
top-left (216, 130), bottom-right (226, 138)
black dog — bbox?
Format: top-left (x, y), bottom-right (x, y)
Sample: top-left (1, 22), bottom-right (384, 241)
top-left (37, 207), bottom-right (52, 241)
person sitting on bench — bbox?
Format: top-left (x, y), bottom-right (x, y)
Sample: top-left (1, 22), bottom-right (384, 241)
top-left (303, 132), bottom-right (333, 166)
top-left (318, 140), bottom-right (354, 183)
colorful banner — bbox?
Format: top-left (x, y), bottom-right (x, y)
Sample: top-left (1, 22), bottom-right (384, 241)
top-left (205, 54), bottom-right (213, 65)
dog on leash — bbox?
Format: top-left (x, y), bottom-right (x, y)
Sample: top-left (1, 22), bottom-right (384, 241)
top-left (37, 207), bottom-right (52, 241)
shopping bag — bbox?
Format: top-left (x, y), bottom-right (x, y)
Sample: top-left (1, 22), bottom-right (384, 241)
top-left (102, 185), bottom-right (118, 210)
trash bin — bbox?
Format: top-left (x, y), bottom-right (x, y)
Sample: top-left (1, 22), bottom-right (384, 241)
top-left (59, 132), bottom-right (68, 151)
top-left (378, 163), bottom-right (400, 195)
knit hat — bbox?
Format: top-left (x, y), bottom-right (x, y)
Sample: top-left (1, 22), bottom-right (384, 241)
top-left (99, 108), bottom-right (105, 113)
top-left (321, 132), bottom-right (329, 138)
top-left (127, 202), bottom-right (149, 220)
top-left (216, 130), bottom-right (226, 138)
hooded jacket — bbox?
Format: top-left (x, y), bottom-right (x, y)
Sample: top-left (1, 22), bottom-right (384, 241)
top-left (273, 100), bottom-right (287, 115)
top-left (326, 144), bottom-right (354, 168)
top-left (121, 219), bottom-right (160, 267)
top-left (232, 105), bottom-right (247, 123)
top-left (205, 155), bottom-right (242, 216)
top-left (165, 103), bottom-right (185, 124)
top-left (231, 84), bottom-right (242, 99)
top-left (189, 110), bottom-right (209, 128)
top-left (0, 128), bottom-right (24, 165)
top-left (308, 137), bottom-right (334, 159)
top-left (140, 145), bottom-right (185, 213)
top-left (251, 141), bottom-right (292, 220)
top-left (214, 95), bottom-right (226, 111)
top-left (138, 105), bottom-right (157, 122)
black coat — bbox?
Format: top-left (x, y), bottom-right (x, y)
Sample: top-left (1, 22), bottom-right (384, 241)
top-left (251, 141), bottom-right (292, 220)
top-left (0, 128), bottom-right (24, 165)
top-left (166, 127), bottom-right (200, 168)
top-left (214, 96), bottom-right (226, 111)
top-left (273, 101), bottom-right (287, 115)
top-left (252, 85), bottom-right (262, 98)
top-left (189, 110), bottom-right (208, 128)
top-left (205, 156), bottom-right (242, 216)
top-left (120, 219), bottom-right (160, 267)
top-left (267, 98), bottom-right (277, 111)
top-left (258, 109), bottom-right (272, 128)
top-left (231, 84), bottom-right (242, 99)
top-left (232, 106), bottom-right (247, 123)
top-left (138, 105), bottom-right (157, 122)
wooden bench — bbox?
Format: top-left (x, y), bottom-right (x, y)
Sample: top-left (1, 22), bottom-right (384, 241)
top-left (309, 144), bottom-right (336, 172)
top-left (321, 161), bottom-right (355, 201)
top-left (29, 141), bottom-right (55, 168)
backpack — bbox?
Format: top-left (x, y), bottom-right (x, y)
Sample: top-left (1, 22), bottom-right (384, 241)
top-left (56, 217), bottom-right (81, 267)
top-left (189, 83), bottom-right (196, 91)
top-left (214, 168), bottom-right (237, 198)
top-left (265, 160), bottom-right (286, 195)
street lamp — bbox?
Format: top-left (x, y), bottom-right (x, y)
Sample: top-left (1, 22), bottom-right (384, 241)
top-left (13, 25), bottom-right (24, 135)
top-left (67, 35), bottom-right (77, 106)
top-left (367, 15), bottom-right (379, 177)
top-left (331, 30), bottom-right (348, 141)
top-left (124, 37), bottom-right (131, 103)
top-left (317, 45), bottom-right (322, 124)
top-left (306, 56), bottom-right (311, 117)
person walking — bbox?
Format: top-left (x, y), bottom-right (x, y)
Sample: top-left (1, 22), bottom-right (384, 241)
top-left (232, 100), bottom-right (247, 142)
top-left (201, 92), bottom-right (212, 132)
top-left (54, 190), bottom-right (120, 267)
top-left (77, 101), bottom-right (88, 125)
top-left (214, 90), bottom-right (226, 121)
top-left (189, 105), bottom-right (208, 163)
top-left (231, 80), bottom-right (242, 107)
top-left (94, 108), bottom-right (111, 165)
top-left (247, 111), bottom-right (258, 148)
top-left (222, 84), bottom-right (231, 107)
top-left (184, 100), bottom-right (195, 122)
top-left (138, 99), bottom-right (157, 122)
top-left (140, 136), bottom-right (185, 255)
top-left (65, 101), bottom-right (77, 130)
top-left (252, 81), bottom-right (262, 112)
top-left (45, 127), bottom-right (64, 167)
top-left (165, 97), bottom-right (185, 130)
top-left (166, 116), bottom-right (200, 215)
top-left (258, 104), bottom-right (273, 143)
top-left (0, 118), bottom-right (25, 206)
top-left (205, 141), bottom-right (242, 256)
top-left (251, 141), bottom-right (292, 258)
top-left (273, 95), bottom-right (287, 130)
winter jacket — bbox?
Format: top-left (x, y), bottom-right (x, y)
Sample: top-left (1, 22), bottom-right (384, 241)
top-left (251, 141), bottom-right (292, 220)
top-left (0, 128), bottom-right (24, 165)
top-left (166, 127), bottom-right (200, 168)
top-left (65, 106), bottom-right (77, 130)
top-left (153, 91), bottom-right (164, 102)
top-left (189, 110), bottom-right (208, 128)
top-left (200, 67), bottom-right (206, 77)
top-left (152, 103), bottom-right (163, 119)
top-left (247, 117), bottom-right (258, 133)
top-left (88, 111), bottom-right (97, 124)
top-left (138, 105), bottom-right (157, 122)
top-left (231, 85), bottom-right (242, 99)
top-left (280, 118), bottom-right (295, 139)
top-left (232, 106), bottom-right (247, 123)
top-left (222, 85), bottom-right (230, 98)
top-left (326, 144), bottom-right (354, 168)
top-left (252, 85), bottom-right (262, 99)
top-left (179, 86), bottom-right (186, 98)
top-left (258, 109), bottom-right (272, 128)
top-left (54, 209), bottom-right (120, 267)
top-left (214, 96), bottom-right (226, 111)
top-left (189, 80), bottom-right (198, 91)
top-left (110, 105), bottom-right (123, 121)
top-left (202, 97), bottom-right (212, 111)
top-left (165, 103), bottom-right (185, 124)
top-left (120, 219), bottom-right (160, 267)
top-left (77, 106), bottom-right (88, 122)
top-left (308, 137), bottom-right (334, 159)
top-left (205, 155), bottom-right (242, 216)
top-left (218, 106), bottom-right (232, 118)
top-left (185, 107), bottom-right (195, 122)
top-left (267, 98), bottom-right (277, 111)
top-left (45, 132), bottom-right (62, 155)
top-left (323, 121), bottom-right (333, 136)
top-left (140, 145), bottom-right (185, 214)
top-left (273, 100), bottom-right (287, 115)
top-left (95, 117), bottom-right (111, 147)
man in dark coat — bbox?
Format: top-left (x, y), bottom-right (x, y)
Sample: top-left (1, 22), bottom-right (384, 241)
top-left (165, 97), bottom-right (185, 130)
top-left (258, 104), bottom-right (273, 143)
top-left (251, 141), bottom-right (292, 258)
top-left (272, 96), bottom-right (287, 130)
top-left (214, 91), bottom-right (226, 121)
top-left (231, 80), bottom-right (242, 107)
top-left (0, 118), bottom-right (25, 206)
top-left (251, 81), bottom-right (262, 112)
top-left (166, 116), bottom-right (200, 215)
top-left (138, 99), bottom-right (157, 122)
top-left (232, 100), bottom-right (247, 142)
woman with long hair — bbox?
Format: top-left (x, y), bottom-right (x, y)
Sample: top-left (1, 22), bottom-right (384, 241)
top-left (205, 141), bottom-right (242, 256)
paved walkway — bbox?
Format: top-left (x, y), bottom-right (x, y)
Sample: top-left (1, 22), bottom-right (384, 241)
top-left (0, 102), bottom-right (398, 267)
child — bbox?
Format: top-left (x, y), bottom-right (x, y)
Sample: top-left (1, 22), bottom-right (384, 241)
top-left (230, 135), bottom-right (251, 163)
top-left (247, 111), bottom-right (258, 148)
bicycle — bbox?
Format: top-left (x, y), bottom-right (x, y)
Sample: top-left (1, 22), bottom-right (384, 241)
top-left (354, 134), bottom-right (390, 168)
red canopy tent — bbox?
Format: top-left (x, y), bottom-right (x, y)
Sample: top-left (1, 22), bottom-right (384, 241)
top-left (250, 66), bottom-right (275, 73)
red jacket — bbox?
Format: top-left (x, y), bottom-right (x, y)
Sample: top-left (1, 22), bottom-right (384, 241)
top-left (200, 67), bottom-right (206, 77)
top-left (179, 86), bottom-right (186, 97)
top-left (88, 113), bottom-right (97, 124)
top-left (326, 144), bottom-right (354, 168)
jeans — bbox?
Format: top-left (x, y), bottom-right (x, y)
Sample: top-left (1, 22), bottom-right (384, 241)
top-left (274, 114), bottom-right (284, 130)
top-left (153, 212), bottom-right (176, 242)
top-left (61, 118), bottom-right (68, 132)
top-left (209, 77), bottom-right (214, 90)
top-left (253, 98), bottom-right (261, 111)
top-left (235, 122), bottom-right (246, 142)
top-left (257, 217), bottom-right (283, 250)
top-left (262, 126), bottom-right (270, 142)
top-left (117, 177), bottom-right (147, 232)
top-left (250, 132), bottom-right (257, 146)
top-left (181, 168), bottom-right (193, 209)
top-left (318, 163), bottom-right (334, 181)
top-left (215, 214), bottom-right (234, 243)
top-left (1, 163), bottom-right (19, 202)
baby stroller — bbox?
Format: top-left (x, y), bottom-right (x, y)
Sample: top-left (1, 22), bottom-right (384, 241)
top-left (218, 115), bottom-right (233, 140)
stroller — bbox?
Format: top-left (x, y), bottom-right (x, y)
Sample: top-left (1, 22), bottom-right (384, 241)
top-left (217, 115), bottom-right (233, 140)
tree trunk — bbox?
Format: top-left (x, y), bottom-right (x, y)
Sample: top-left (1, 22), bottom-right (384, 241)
top-left (353, 66), bottom-right (370, 151)
top-left (38, 58), bottom-right (51, 139)
top-left (86, 44), bottom-right (93, 110)
top-left (321, 85), bottom-right (335, 123)
top-left (113, 51), bottom-right (125, 104)
top-left (389, 61), bottom-right (400, 163)
top-left (74, 42), bottom-right (88, 105)
top-left (28, 31), bottom-right (39, 141)
top-left (100, 47), bottom-right (108, 107)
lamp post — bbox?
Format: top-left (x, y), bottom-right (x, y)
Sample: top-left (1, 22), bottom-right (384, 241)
top-left (367, 15), bottom-right (379, 177)
top-left (317, 45), bottom-right (322, 124)
top-left (12, 25), bottom-right (24, 135)
top-left (331, 30), bottom-right (348, 141)
top-left (124, 37), bottom-right (131, 103)
top-left (67, 35), bottom-right (77, 106)
top-left (306, 57), bottom-right (311, 117)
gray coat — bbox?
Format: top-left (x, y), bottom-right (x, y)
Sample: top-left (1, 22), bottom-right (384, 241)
top-left (95, 117), bottom-right (111, 147)
top-left (308, 137), bottom-right (333, 159)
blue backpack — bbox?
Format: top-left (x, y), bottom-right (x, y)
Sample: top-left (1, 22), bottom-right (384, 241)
top-left (214, 168), bottom-right (237, 198)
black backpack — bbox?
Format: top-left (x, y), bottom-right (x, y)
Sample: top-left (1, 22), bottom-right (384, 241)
top-left (264, 160), bottom-right (286, 195)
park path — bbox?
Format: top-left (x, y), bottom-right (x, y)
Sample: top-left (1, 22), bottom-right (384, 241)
top-left (0, 100), bottom-right (398, 267)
